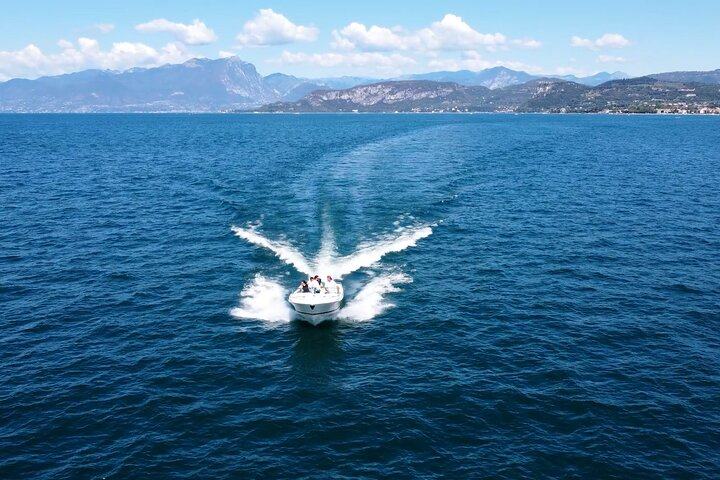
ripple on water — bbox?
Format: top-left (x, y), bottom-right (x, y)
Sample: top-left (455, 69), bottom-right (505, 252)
top-left (1, 114), bottom-right (719, 478)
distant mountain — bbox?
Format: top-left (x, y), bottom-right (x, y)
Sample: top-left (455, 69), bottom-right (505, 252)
top-left (556, 71), bottom-right (630, 86)
top-left (2, 57), bottom-right (719, 113)
top-left (648, 69), bottom-right (720, 84)
top-left (487, 79), bottom-right (591, 111)
top-left (263, 73), bottom-right (326, 102)
top-left (317, 76), bottom-right (378, 90)
top-left (504, 77), bottom-right (720, 112)
top-left (401, 68), bottom-right (631, 88)
top-left (261, 81), bottom-right (492, 112)
top-left (0, 57), bottom-right (277, 112)
top-left (400, 67), bottom-right (536, 89)
top-left (0, 57), bottom-right (377, 112)
top-left (262, 73), bottom-right (375, 102)
top-left (258, 76), bottom-right (720, 113)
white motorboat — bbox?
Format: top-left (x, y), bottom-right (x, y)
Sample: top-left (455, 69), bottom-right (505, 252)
top-left (288, 282), bottom-right (344, 326)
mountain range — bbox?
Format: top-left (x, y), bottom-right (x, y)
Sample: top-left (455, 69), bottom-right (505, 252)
top-left (261, 77), bottom-right (720, 113)
top-left (0, 56), bottom-right (718, 113)
top-left (397, 67), bottom-right (629, 88)
top-left (648, 69), bottom-right (720, 84)
top-left (0, 57), bottom-right (376, 112)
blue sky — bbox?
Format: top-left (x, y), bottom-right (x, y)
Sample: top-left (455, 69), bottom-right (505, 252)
top-left (1, 1), bottom-right (719, 81)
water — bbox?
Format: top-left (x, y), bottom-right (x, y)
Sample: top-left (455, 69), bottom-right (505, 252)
top-left (1, 113), bottom-right (719, 479)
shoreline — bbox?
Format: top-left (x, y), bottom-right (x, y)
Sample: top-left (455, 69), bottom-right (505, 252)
top-left (1, 110), bottom-right (719, 116)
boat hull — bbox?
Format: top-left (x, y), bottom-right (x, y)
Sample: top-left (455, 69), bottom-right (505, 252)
top-left (288, 286), bottom-right (343, 326)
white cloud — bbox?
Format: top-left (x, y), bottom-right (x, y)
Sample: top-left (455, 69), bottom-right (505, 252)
top-left (595, 33), bottom-right (630, 48)
top-left (571, 36), bottom-right (595, 49)
top-left (427, 50), bottom-right (544, 74)
top-left (275, 50), bottom-right (415, 75)
top-left (218, 50), bottom-right (236, 58)
top-left (418, 14), bottom-right (506, 51)
top-left (332, 14), bottom-right (508, 53)
top-left (512, 38), bottom-right (542, 49)
top-left (94, 23), bottom-right (115, 34)
top-left (57, 39), bottom-right (74, 49)
top-left (236, 9), bottom-right (318, 46)
top-left (571, 33), bottom-right (630, 50)
top-left (0, 38), bottom-right (193, 80)
top-left (330, 31), bottom-right (356, 50)
top-left (428, 50), bottom-right (492, 71)
top-left (136, 18), bottom-right (217, 45)
top-left (332, 22), bottom-right (407, 51)
top-left (552, 66), bottom-right (588, 76)
top-left (598, 54), bottom-right (626, 63)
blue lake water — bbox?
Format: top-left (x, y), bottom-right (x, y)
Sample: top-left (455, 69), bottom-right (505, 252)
top-left (1, 113), bottom-right (719, 478)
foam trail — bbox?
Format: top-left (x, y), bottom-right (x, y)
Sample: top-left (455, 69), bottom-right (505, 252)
top-left (230, 274), bottom-right (293, 323)
top-left (330, 226), bottom-right (433, 278)
top-left (231, 225), bottom-right (312, 275)
top-left (340, 273), bottom-right (411, 321)
top-left (231, 222), bottom-right (433, 323)
top-left (315, 220), bottom-right (338, 276)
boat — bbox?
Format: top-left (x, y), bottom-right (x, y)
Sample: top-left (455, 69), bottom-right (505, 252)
top-left (288, 281), bottom-right (344, 326)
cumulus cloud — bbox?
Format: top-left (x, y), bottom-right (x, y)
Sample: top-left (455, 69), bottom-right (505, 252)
top-left (332, 14), bottom-right (508, 52)
top-left (332, 22), bottom-right (407, 51)
top-left (550, 66), bottom-right (588, 77)
top-left (598, 54), bottom-right (626, 63)
top-left (571, 36), bottom-right (595, 49)
top-left (571, 33), bottom-right (630, 50)
top-left (93, 23), bottom-right (115, 34)
top-left (512, 38), bottom-right (542, 48)
top-left (275, 50), bottom-right (415, 75)
top-left (595, 33), bottom-right (630, 48)
top-left (427, 50), bottom-right (544, 74)
top-left (0, 38), bottom-right (193, 80)
top-left (419, 14), bottom-right (506, 51)
top-left (236, 9), bottom-right (318, 46)
top-left (136, 18), bottom-right (217, 45)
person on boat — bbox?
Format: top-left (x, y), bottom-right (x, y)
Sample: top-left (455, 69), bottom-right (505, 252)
top-left (325, 275), bottom-right (339, 294)
top-left (309, 276), bottom-right (320, 293)
top-left (296, 280), bottom-right (310, 293)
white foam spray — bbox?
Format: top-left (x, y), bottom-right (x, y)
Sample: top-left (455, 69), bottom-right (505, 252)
top-left (231, 225), bottom-right (312, 275)
top-left (231, 220), bottom-right (433, 322)
top-left (340, 272), bottom-right (412, 321)
top-left (315, 220), bottom-right (338, 276)
top-left (229, 274), bottom-right (293, 323)
top-left (329, 226), bottom-right (433, 278)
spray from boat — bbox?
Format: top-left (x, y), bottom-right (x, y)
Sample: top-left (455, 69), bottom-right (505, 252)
top-left (230, 221), bottom-right (433, 324)
top-left (230, 274), bottom-right (294, 324)
top-left (230, 226), bottom-right (312, 275)
top-left (340, 272), bottom-right (411, 321)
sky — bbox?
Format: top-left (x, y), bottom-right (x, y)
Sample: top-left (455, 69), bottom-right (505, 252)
top-left (1, 0), bottom-right (719, 81)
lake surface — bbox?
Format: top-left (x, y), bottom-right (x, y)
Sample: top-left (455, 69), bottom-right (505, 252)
top-left (1, 113), bottom-right (719, 479)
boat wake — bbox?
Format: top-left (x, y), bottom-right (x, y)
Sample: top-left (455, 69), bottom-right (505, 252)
top-left (339, 272), bottom-right (411, 322)
top-left (229, 274), bottom-right (293, 324)
top-left (230, 226), bottom-right (312, 275)
top-left (231, 221), bottom-right (432, 323)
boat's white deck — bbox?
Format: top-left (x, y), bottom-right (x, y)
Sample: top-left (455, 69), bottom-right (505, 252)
top-left (288, 287), bottom-right (343, 306)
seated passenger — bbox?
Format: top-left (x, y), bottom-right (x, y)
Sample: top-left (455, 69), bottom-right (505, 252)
top-left (308, 276), bottom-right (320, 293)
top-left (297, 280), bottom-right (310, 293)
top-left (325, 275), bottom-right (340, 294)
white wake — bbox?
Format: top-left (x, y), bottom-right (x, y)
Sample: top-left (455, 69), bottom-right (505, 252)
top-left (231, 221), bottom-right (432, 322)
top-left (330, 226), bottom-right (432, 278)
top-left (232, 223), bottom-right (432, 279)
top-left (340, 273), bottom-right (412, 322)
top-left (231, 225), bottom-right (313, 275)
top-left (229, 274), bottom-right (293, 323)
